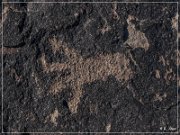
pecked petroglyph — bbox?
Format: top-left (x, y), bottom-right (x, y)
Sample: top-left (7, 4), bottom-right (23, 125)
top-left (1, 47), bottom-right (20, 55)
top-left (125, 15), bottom-right (150, 51)
top-left (40, 53), bottom-right (68, 73)
top-left (158, 55), bottom-right (177, 84)
top-left (99, 23), bottom-right (111, 34)
top-left (1, 3), bottom-right (9, 28)
top-left (155, 69), bottom-right (161, 79)
top-left (49, 37), bottom-right (62, 54)
top-left (153, 93), bottom-right (167, 102)
top-left (106, 123), bottom-right (112, 132)
top-left (1, 3), bottom-right (24, 27)
top-left (112, 3), bottom-right (119, 20)
top-left (39, 37), bottom-right (133, 114)
top-left (45, 108), bottom-right (59, 126)
top-left (171, 13), bottom-right (178, 30)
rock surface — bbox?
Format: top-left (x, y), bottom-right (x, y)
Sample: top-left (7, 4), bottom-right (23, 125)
top-left (0, 0), bottom-right (179, 133)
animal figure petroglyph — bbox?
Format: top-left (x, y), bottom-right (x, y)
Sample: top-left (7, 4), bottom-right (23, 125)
top-left (38, 15), bottom-right (151, 114)
top-left (39, 37), bottom-right (133, 114)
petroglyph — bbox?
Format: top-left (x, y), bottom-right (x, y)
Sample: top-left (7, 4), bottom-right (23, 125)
top-left (172, 13), bottom-right (178, 30)
top-left (106, 123), bottom-right (111, 132)
top-left (153, 93), bottom-right (167, 102)
top-left (158, 56), bottom-right (177, 84)
top-left (125, 15), bottom-right (150, 51)
top-left (112, 3), bottom-right (119, 20)
top-left (49, 37), bottom-right (62, 54)
top-left (164, 68), bottom-right (176, 85)
top-left (155, 70), bottom-right (161, 79)
top-left (39, 37), bottom-right (133, 114)
top-left (1, 47), bottom-right (20, 55)
top-left (1, 3), bottom-right (9, 27)
top-left (45, 108), bottom-right (59, 126)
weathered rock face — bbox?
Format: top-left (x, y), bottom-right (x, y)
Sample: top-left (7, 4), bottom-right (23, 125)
top-left (1, 0), bottom-right (179, 133)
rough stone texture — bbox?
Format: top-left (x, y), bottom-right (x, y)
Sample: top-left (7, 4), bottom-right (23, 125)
top-left (0, 0), bottom-right (179, 133)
